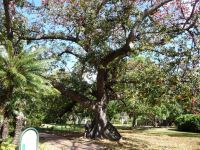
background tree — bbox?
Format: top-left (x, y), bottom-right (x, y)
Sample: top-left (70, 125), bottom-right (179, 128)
top-left (110, 54), bottom-right (199, 127)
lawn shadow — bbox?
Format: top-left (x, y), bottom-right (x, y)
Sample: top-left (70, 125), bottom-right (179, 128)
top-left (93, 136), bottom-right (150, 150)
top-left (39, 131), bottom-right (105, 149)
top-left (114, 125), bottom-right (132, 130)
top-left (39, 129), bottom-right (151, 150)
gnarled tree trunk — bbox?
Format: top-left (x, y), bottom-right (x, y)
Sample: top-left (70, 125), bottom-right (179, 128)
top-left (90, 103), bottom-right (107, 139)
top-left (54, 82), bottom-right (122, 141)
top-left (89, 101), bottom-right (121, 141)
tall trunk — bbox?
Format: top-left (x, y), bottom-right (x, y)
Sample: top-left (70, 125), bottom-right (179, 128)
top-left (13, 115), bottom-right (24, 145)
top-left (1, 111), bottom-right (9, 140)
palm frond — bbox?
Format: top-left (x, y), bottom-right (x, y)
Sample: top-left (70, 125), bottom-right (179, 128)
top-left (0, 45), bottom-right (59, 108)
top-left (0, 70), bottom-right (6, 78)
top-left (0, 48), bottom-right (9, 67)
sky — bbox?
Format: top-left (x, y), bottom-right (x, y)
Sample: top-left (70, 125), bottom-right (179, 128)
top-left (24, 0), bottom-right (77, 72)
top-left (29, 0), bottom-right (41, 6)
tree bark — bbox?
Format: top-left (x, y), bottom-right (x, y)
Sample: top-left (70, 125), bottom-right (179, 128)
top-left (88, 101), bottom-right (121, 141)
top-left (13, 115), bottom-right (24, 145)
top-left (90, 103), bottom-right (107, 139)
top-left (0, 111), bottom-right (9, 140)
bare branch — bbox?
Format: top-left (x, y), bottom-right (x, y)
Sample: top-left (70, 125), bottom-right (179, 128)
top-left (183, 0), bottom-right (199, 29)
top-left (143, 0), bottom-right (173, 18)
top-left (128, 0), bottom-right (173, 42)
top-left (58, 48), bottom-right (82, 59)
top-left (185, 16), bottom-right (198, 30)
top-left (21, 35), bottom-right (78, 43)
top-left (100, 44), bottom-right (131, 67)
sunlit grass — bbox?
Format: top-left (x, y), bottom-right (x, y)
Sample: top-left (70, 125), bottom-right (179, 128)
top-left (99, 128), bottom-right (200, 150)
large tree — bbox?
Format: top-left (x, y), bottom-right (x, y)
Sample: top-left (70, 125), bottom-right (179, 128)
top-left (1, 0), bottom-right (199, 140)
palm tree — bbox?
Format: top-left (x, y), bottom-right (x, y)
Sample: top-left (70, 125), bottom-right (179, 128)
top-left (0, 41), bottom-right (58, 144)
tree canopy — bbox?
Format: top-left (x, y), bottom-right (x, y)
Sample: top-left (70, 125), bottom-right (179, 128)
top-left (0, 0), bottom-right (199, 142)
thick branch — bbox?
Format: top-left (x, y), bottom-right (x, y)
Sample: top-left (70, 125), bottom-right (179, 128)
top-left (100, 44), bottom-right (131, 67)
top-left (96, 69), bottom-right (107, 100)
top-left (100, 0), bottom-right (173, 67)
top-left (183, 0), bottom-right (199, 29)
top-left (144, 0), bottom-right (173, 17)
top-left (128, 0), bottom-right (173, 42)
top-left (54, 82), bottom-right (94, 108)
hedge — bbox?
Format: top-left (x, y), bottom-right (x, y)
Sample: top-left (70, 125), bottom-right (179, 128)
top-left (175, 114), bottom-right (200, 132)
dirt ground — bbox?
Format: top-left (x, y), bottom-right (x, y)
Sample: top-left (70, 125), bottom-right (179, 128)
top-left (39, 128), bottom-right (200, 150)
top-left (39, 132), bottom-right (105, 150)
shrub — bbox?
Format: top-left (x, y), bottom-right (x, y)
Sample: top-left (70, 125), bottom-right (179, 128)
top-left (175, 114), bottom-right (200, 132)
top-left (0, 137), bottom-right (15, 150)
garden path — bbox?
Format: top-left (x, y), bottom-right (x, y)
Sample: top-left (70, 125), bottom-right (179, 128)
top-left (39, 132), bottom-right (105, 150)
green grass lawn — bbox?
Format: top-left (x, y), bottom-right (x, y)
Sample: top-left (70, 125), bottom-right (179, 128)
top-left (38, 123), bottom-right (84, 132)
top-left (104, 127), bottom-right (200, 150)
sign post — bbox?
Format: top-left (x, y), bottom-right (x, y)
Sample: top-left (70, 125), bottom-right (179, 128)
top-left (19, 128), bottom-right (39, 150)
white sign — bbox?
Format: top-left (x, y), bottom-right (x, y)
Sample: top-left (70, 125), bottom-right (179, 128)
top-left (19, 128), bottom-right (39, 150)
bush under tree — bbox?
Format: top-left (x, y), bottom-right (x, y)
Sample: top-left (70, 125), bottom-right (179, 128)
top-left (175, 114), bottom-right (200, 133)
